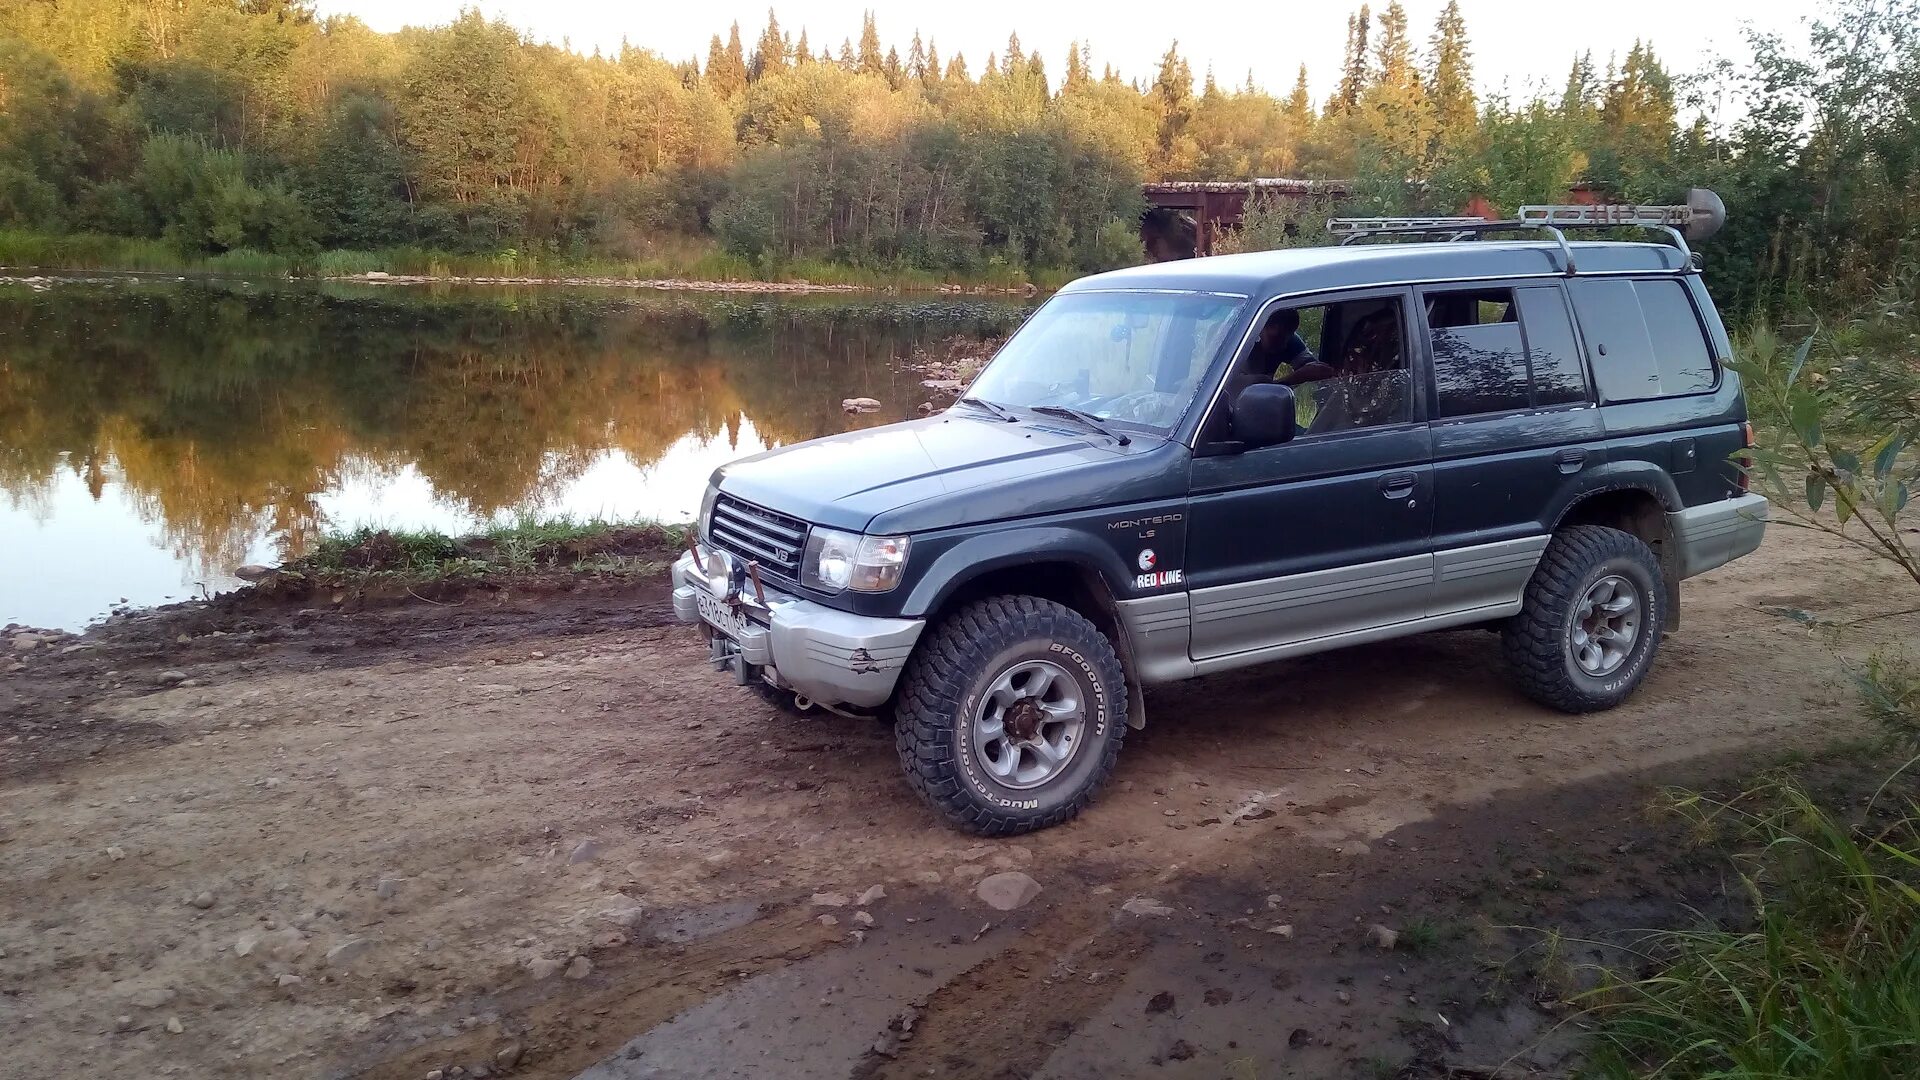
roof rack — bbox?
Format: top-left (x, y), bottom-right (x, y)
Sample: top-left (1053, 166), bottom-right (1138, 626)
top-left (1326, 188), bottom-right (1726, 276)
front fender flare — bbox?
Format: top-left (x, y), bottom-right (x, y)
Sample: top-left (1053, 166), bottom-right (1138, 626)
top-left (900, 527), bottom-right (1135, 619)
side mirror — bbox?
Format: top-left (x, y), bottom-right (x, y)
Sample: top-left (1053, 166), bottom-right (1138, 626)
top-left (1233, 383), bottom-right (1297, 448)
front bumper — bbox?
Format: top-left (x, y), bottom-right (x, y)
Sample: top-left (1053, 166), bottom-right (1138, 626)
top-left (1669, 493), bottom-right (1769, 579)
top-left (670, 547), bottom-right (925, 709)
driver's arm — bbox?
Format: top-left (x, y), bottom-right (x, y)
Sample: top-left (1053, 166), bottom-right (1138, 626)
top-left (1276, 359), bottom-right (1336, 386)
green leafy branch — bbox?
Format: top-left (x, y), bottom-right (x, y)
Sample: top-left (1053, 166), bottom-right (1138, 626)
top-left (1727, 328), bottom-right (1919, 589)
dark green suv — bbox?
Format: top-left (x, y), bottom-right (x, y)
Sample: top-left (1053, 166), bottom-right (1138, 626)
top-left (673, 195), bottom-right (1768, 835)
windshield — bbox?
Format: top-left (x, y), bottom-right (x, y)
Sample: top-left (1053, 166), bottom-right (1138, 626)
top-left (966, 291), bottom-right (1247, 434)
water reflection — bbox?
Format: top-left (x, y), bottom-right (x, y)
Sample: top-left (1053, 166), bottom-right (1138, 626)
top-left (0, 280), bottom-right (1024, 628)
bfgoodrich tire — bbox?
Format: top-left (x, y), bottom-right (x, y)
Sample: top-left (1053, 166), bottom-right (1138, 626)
top-left (1503, 525), bottom-right (1666, 713)
top-left (894, 596), bottom-right (1127, 836)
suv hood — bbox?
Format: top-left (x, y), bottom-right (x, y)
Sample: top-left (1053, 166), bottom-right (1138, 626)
top-left (714, 412), bottom-right (1158, 532)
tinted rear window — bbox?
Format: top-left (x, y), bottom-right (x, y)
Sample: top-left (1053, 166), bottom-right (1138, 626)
top-left (1426, 285), bottom-right (1591, 417)
top-left (1568, 278), bottom-right (1717, 402)
top-left (1635, 280), bottom-right (1717, 395)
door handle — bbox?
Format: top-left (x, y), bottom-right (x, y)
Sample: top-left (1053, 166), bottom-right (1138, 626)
top-left (1554, 448), bottom-right (1588, 474)
top-left (1379, 473), bottom-right (1417, 499)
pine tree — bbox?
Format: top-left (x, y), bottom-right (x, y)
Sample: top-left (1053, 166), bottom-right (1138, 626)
top-left (750, 9), bottom-right (786, 81)
top-left (794, 27), bottom-right (811, 66)
top-left (1599, 40), bottom-right (1675, 190)
top-left (924, 38), bottom-right (941, 86)
top-left (1027, 49), bottom-right (1046, 88)
top-left (1426, 0), bottom-right (1474, 144)
top-left (703, 34), bottom-right (726, 92)
top-left (1333, 5), bottom-right (1372, 115)
top-left (1063, 40), bottom-right (1088, 90)
top-left (838, 37), bottom-right (855, 69)
top-left (906, 31), bottom-right (926, 83)
top-left (945, 51), bottom-right (968, 83)
top-left (1363, 1), bottom-right (1436, 179)
top-left (884, 45), bottom-right (902, 87)
top-left (1561, 50), bottom-right (1596, 116)
top-left (1285, 64), bottom-right (1313, 123)
top-left (857, 11), bottom-right (883, 75)
top-left (1373, 2), bottom-right (1413, 88)
top-left (702, 22), bottom-right (747, 98)
top-left (1152, 40), bottom-right (1196, 177)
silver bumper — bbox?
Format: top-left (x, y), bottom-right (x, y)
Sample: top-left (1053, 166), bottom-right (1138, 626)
top-left (1669, 493), bottom-right (1769, 579)
top-left (670, 547), bottom-right (924, 709)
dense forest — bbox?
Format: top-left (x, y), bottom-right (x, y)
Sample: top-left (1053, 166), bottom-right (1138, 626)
top-left (2, 0), bottom-right (1917, 313)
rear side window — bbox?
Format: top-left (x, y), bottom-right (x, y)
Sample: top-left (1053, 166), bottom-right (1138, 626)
top-left (1635, 280), bottom-right (1717, 395)
top-left (1425, 285), bottom-right (1591, 417)
top-left (1568, 278), bottom-right (1717, 402)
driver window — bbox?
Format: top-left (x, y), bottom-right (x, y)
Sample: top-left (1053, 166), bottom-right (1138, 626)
top-left (1216, 297), bottom-right (1412, 440)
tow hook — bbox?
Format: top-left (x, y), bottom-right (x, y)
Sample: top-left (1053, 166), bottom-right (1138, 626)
top-left (708, 635), bottom-right (750, 684)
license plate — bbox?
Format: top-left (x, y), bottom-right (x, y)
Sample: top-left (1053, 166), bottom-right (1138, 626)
top-left (696, 590), bottom-right (754, 641)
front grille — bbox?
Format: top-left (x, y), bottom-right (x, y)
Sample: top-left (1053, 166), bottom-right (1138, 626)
top-left (708, 494), bottom-right (808, 581)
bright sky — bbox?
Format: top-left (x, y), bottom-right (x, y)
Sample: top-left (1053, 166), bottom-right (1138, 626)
top-left (312, 0), bottom-right (1810, 116)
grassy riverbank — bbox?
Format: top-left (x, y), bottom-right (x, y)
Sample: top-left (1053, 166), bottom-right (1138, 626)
top-left (281, 517), bottom-right (689, 589)
top-left (0, 230), bottom-right (1076, 292)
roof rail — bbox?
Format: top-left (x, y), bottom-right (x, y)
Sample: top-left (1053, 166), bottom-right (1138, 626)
top-left (1326, 217), bottom-right (1581, 273)
top-left (1326, 188), bottom-right (1726, 276)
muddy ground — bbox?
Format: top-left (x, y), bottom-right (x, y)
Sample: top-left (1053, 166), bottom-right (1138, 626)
top-left (3, 524), bottom-right (1914, 1080)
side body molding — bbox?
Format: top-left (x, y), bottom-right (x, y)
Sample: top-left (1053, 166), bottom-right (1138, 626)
top-left (1117, 536), bottom-right (1550, 690)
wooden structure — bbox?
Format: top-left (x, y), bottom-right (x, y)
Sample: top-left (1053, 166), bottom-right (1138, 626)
top-left (1140, 178), bottom-right (1351, 259)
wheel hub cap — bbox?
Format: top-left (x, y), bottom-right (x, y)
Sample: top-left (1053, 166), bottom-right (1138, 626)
top-left (971, 659), bottom-right (1085, 790)
top-left (1570, 574), bottom-right (1641, 677)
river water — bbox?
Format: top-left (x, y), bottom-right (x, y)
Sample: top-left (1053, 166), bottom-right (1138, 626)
top-left (0, 278), bottom-right (1025, 630)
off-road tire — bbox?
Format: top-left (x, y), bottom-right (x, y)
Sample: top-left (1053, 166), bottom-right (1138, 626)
top-left (894, 595), bottom-right (1127, 836)
top-left (751, 678), bottom-right (819, 718)
top-left (1503, 525), bottom-right (1665, 713)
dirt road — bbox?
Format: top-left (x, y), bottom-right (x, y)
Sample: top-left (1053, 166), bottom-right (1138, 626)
top-left (2, 524), bottom-right (1911, 1079)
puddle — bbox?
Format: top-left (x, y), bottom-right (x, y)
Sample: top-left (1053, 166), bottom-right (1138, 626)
top-left (577, 901), bottom-right (1012, 1079)
top-left (649, 900), bottom-right (764, 944)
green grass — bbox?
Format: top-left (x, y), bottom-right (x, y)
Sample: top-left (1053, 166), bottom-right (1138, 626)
top-left (286, 515), bottom-right (687, 584)
top-left (0, 228), bottom-right (1076, 291)
top-left (1579, 766), bottom-right (1920, 1079)
top-left (1397, 916), bottom-right (1449, 957)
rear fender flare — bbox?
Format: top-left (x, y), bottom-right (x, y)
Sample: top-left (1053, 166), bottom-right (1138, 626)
top-left (1545, 461), bottom-right (1684, 529)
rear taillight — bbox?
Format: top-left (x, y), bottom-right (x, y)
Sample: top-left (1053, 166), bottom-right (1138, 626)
top-left (1737, 421), bottom-right (1754, 491)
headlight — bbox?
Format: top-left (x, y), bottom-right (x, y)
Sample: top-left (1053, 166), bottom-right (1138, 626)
top-left (697, 484), bottom-right (719, 541)
top-left (802, 528), bottom-right (911, 593)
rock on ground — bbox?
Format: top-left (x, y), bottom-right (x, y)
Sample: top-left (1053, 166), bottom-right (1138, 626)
top-left (325, 938), bottom-right (373, 967)
top-left (974, 872), bottom-right (1042, 912)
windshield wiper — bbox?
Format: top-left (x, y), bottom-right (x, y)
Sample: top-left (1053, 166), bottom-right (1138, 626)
top-left (957, 396), bottom-right (1020, 423)
top-left (1029, 404), bottom-right (1132, 446)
